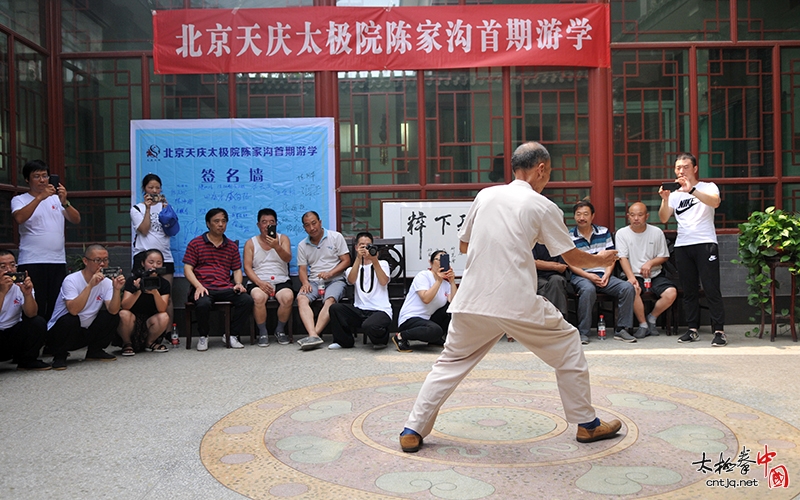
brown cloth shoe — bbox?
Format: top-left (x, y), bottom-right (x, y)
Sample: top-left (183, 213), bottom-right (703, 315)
top-left (399, 432), bottom-right (423, 453)
top-left (576, 419), bottom-right (623, 443)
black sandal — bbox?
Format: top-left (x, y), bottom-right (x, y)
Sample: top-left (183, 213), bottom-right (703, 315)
top-left (147, 341), bottom-right (168, 353)
top-left (122, 343), bottom-right (135, 356)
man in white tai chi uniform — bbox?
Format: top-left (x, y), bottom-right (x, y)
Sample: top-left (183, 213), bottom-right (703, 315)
top-left (399, 141), bottom-right (624, 453)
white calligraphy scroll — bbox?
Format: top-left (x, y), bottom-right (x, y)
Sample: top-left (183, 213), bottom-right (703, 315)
top-left (381, 200), bottom-right (473, 277)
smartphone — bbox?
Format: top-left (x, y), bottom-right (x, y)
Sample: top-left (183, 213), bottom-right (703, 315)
top-left (49, 174), bottom-right (60, 188)
top-left (439, 253), bottom-right (450, 272)
top-left (661, 181), bottom-right (681, 192)
top-left (267, 224), bottom-right (277, 238)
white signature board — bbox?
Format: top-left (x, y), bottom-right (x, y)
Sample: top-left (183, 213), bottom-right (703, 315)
top-left (381, 200), bottom-right (473, 277)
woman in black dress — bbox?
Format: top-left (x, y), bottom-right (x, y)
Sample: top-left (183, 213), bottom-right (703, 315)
top-left (118, 249), bottom-right (171, 355)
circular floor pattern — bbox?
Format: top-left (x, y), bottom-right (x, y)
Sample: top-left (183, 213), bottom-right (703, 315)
top-left (201, 370), bottom-right (800, 499)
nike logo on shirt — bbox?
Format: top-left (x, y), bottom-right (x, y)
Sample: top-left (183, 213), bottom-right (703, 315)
top-left (675, 199), bottom-right (698, 216)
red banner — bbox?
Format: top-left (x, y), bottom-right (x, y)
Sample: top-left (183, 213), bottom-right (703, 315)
top-left (153, 5), bottom-right (610, 74)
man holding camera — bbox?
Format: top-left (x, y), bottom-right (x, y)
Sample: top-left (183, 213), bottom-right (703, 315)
top-left (295, 211), bottom-right (350, 351)
top-left (46, 244), bottom-right (125, 370)
top-left (183, 208), bottom-right (253, 351)
top-left (0, 250), bottom-right (50, 370)
top-left (11, 159), bottom-right (81, 322)
top-left (328, 232), bottom-right (393, 350)
top-left (243, 208), bottom-right (294, 346)
top-left (659, 153), bottom-right (726, 346)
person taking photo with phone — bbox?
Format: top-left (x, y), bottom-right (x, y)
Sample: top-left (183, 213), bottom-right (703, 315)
top-left (658, 153), bottom-right (726, 346)
top-left (131, 173), bottom-right (176, 326)
top-left (391, 250), bottom-right (457, 353)
top-left (243, 208), bottom-right (294, 347)
top-left (11, 160), bottom-right (81, 322)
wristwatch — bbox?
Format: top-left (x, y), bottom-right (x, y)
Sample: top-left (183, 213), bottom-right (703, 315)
top-left (62, 200), bottom-right (71, 209)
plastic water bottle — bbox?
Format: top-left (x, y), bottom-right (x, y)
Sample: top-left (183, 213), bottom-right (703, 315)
top-left (317, 279), bottom-right (326, 296)
top-left (644, 277), bottom-right (652, 290)
top-left (269, 276), bottom-right (276, 298)
top-left (171, 323), bottom-right (179, 347)
top-left (598, 315), bottom-right (606, 340)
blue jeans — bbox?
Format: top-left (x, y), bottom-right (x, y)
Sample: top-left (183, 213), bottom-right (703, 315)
top-left (570, 273), bottom-right (635, 337)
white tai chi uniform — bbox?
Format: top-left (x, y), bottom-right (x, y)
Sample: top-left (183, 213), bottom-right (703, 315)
top-left (404, 179), bottom-right (596, 437)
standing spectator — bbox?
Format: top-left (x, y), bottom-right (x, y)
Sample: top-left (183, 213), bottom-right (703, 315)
top-left (659, 153), bottom-right (726, 346)
top-left (616, 202), bottom-right (677, 338)
top-left (183, 208), bottom-right (253, 351)
top-left (295, 211), bottom-right (350, 351)
top-left (118, 249), bottom-right (171, 355)
top-left (47, 244), bottom-right (125, 370)
top-left (0, 250), bottom-right (50, 370)
top-left (131, 173), bottom-right (176, 327)
top-left (328, 232), bottom-right (393, 350)
top-left (568, 201), bottom-right (636, 344)
top-left (12, 159), bottom-right (81, 321)
top-left (392, 250), bottom-right (457, 353)
top-left (243, 208), bottom-right (294, 347)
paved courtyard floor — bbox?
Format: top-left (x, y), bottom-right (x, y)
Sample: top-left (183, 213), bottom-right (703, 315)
top-left (1, 324), bottom-right (798, 499)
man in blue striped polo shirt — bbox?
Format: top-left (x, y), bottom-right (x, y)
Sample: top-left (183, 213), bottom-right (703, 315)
top-left (568, 201), bottom-right (635, 344)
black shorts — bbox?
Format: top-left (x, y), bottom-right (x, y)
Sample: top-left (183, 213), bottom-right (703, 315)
top-left (636, 274), bottom-right (675, 297)
top-left (246, 279), bottom-right (294, 296)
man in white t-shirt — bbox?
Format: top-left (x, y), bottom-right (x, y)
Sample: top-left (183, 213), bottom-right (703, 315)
top-left (659, 153), bottom-right (726, 347)
top-left (11, 160), bottom-right (81, 321)
top-left (328, 232), bottom-right (393, 350)
top-left (616, 202), bottom-right (677, 339)
top-left (0, 250), bottom-right (50, 370)
top-left (46, 244), bottom-right (125, 370)
top-left (295, 211), bottom-right (350, 351)
top-left (399, 142), bottom-right (623, 453)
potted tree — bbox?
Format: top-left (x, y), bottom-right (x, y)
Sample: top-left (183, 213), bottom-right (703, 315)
top-left (734, 207), bottom-right (800, 335)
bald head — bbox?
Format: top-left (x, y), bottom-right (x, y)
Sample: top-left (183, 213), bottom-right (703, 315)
top-left (626, 202), bottom-right (649, 232)
top-left (511, 141), bottom-right (550, 173)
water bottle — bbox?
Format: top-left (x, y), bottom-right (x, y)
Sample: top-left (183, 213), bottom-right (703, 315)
top-left (598, 315), bottom-right (606, 340)
top-left (317, 279), bottom-right (326, 296)
top-left (171, 322), bottom-right (180, 347)
top-left (269, 276), bottom-right (276, 298)
top-left (644, 277), bottom-right (651, 290)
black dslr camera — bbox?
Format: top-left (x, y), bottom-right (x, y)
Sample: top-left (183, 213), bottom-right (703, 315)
top-left (5, 272), bottom-right (26, 283)
top-left (133, 267), bottom-right (166, 291)
top-left (102, 267), bottom-right (123, 279)
top-left (366, 244), bottom-right (379, 256)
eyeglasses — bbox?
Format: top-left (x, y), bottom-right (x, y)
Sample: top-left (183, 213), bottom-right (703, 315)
top-left (31, 173), bottom-right (49, 180)
top-left (85, 257), bottom-right (110, 264)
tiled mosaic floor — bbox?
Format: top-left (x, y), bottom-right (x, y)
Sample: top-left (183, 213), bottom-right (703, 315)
top-left (201, 370), bottom-right (800, 499)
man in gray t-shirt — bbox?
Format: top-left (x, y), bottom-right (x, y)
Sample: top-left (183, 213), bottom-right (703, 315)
top-left (295, 211), bottom-right (350, 351)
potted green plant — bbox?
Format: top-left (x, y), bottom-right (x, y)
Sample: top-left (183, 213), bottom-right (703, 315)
top-left (733, 207), bottom-right (800, 335)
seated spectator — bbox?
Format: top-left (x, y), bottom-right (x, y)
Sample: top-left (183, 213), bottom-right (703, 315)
top-left (118, 249), bottom-right (171, 355)
top-left (533, 243), bottom-right (570, 318)
top-left (296, 211), bottom-right (350, 351)
top-left (183, 208), bottom-right (253, 351)
top-left (12, 159), bottom-right (81, 322)
top-left (568, 201), bottom-right (635, 344)
top-left (243, 208), bottom-right (294, 347)
top-left (328, 232), bottom-right (392, 350)
top-left (392, 250), bottom-right (458, 353)
top-left (46, 244), bottom-right (125, 370)
top-left (615, 202), bottom-right (677, 338)
top-left (0, 250), bottom-right (49, 370)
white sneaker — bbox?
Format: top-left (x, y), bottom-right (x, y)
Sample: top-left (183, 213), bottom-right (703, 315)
top-left (197, 336), bottom-right (209, 351)
top-left (226, 335), bottom-right (245, 349)
top-left (328, 342), bottom-right (342, 350)
top-left (258, 334), bottom-right (269, 347)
